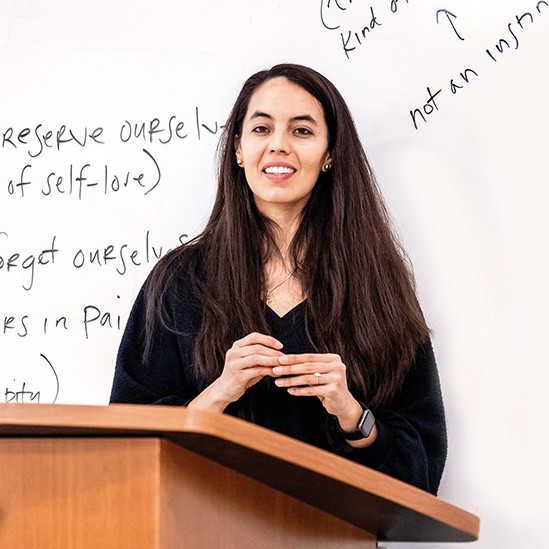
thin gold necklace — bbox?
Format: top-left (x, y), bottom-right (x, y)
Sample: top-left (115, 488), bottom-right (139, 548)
top-left (265, 269), bottom-right (296, 304)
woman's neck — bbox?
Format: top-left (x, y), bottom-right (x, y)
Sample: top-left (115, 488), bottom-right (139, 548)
top-left (262, 208), bottom-right (306, 316)
top-left (266, 209), bottom-right (301, 257)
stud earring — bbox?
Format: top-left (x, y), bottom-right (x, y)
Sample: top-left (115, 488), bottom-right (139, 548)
top-left (323, 163), bottom-right (332, 172)
top-left (236, 157), bottom-right (244, 167)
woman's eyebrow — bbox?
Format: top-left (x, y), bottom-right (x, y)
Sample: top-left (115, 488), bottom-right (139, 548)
top-left (249, 110), bottom-right (318, 125)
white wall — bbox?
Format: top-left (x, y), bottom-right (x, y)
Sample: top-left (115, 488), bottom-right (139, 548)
top-left (1, 1), bottom-right (548, 546)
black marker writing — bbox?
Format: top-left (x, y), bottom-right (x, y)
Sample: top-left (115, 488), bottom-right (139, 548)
top-left (449, 68), bottom-right (479, 94)
top-left (119, 115), bottom-right (188, 144)
top-left (436, 9), bottom-right (465, 41)
top-left (1, 314), bottom-right (29, 337)
top-left (0, 233), bottom-right (58, 291)
top-left (410, 2), bottom-right (546, 130)
top-left (83, 296), bottom-right (122, 340)
top-left (43, 315), bottom-right (69, 335)
top-left (484, 4), bottom-right (548, 63)
top-left (71, 229), bottom-right (183, 276)
top-left (1, 123), bottom-right (104, 159)
top-left (318, 0), bottom-right (414, 59)
top-left (409, 86), bottom-right (443, 130)
top-left (143, 148), bottom-right (161, 195)
top-left (7, 164), bottom-right (32, 198)
top-left (41, 353), bottom-right (60, 403)
top-left (319, 0), bottom-right (353, 31)
top-left (4, 381), bottom-right (40, 403)
top-left (3, 353), bottom-right (59, 403)
top-left (38, 148), bottom-right (161, 200)
top-left (390, 0), bottom-right (410, 14)
top-left (339, 6), bottom-right (382, 60)
top-left (195, 107), bottom-right (226, 140)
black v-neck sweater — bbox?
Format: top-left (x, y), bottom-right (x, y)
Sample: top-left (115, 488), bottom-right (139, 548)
top-left (111, 276), bottom-right (447, 494)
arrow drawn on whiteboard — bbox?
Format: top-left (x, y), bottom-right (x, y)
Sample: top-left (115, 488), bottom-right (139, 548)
top-left (436, 9), bottom-right (465, 41)
top-left (40, 353), bottom-right (60, 403)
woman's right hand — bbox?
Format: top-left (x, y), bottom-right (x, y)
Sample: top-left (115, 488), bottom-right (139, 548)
top-left (187, 332), bottom-right (284, 412)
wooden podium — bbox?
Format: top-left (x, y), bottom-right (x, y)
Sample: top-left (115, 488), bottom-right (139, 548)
top-left (0, 403), bottom-right (479, 548)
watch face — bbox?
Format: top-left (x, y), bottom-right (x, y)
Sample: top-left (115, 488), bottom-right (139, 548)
top-left (358, 409), bottom-right (375, 438)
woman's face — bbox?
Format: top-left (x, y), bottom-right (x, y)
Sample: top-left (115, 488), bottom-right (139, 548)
top-left (235, 77), bottom-right (332, 219)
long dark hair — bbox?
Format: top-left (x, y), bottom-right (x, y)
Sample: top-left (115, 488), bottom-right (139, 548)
top-left (145, 63), bottom-right (429, 408)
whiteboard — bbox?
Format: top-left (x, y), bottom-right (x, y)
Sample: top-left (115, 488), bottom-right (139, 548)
top-left (1, 2), bottom-right (548, 547)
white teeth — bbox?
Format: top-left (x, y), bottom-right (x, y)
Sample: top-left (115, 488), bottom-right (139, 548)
top-left (264, 166), bottom-right (294, 174)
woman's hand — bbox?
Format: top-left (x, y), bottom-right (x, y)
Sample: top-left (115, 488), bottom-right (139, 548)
top-left (272, 353), bottom-right (354, 416)
top-left (188, 332), bottom-right (283, 413)
top-left (272, 353), bottom-right (377, 446)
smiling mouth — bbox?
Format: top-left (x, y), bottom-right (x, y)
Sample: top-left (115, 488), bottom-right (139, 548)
top-left (263, 166), bottom-right (296, 175)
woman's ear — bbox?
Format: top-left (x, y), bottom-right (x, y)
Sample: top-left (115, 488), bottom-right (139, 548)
top-left (234, 135), bottom-right (243, 166)
top-left (322, 152), bottom-right (334, 172)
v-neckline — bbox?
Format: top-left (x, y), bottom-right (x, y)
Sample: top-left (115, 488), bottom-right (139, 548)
top-left (266, 300), bottom-right (306, 321)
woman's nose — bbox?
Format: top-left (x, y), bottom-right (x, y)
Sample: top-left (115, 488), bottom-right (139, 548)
top-left (269, 130), bottom-right (290, 154)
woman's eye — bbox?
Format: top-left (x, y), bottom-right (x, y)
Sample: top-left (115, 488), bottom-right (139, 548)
top-left (252, 125), bottom-right (269, 133)
top-left (294, 127), bottom-right (312, 136)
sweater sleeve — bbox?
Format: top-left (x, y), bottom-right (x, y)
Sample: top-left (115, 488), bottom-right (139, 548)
top-left (109, 285), bottom-right (196, 406)
top-left (327, 340), bottom-right (447, 495)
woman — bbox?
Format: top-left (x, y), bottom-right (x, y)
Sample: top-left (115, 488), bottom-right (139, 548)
top-left (110, 63), bottom-right (447, 495)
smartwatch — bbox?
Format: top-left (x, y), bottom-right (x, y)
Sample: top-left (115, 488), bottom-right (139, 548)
top-left (337, 404), bottom-right (376, 440)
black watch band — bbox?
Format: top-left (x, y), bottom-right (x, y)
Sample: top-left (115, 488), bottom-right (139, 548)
top-left (336, 404), bottom-right (376, 440)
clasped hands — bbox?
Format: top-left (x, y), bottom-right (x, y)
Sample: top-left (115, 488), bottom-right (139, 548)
top-left (189, 332), bottom-right (376, 445)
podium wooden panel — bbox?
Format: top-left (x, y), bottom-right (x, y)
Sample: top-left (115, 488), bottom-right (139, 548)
top-left (0, 403), bottom-right (479, 548)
